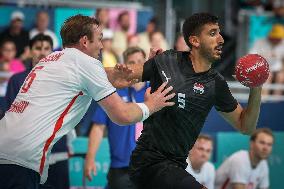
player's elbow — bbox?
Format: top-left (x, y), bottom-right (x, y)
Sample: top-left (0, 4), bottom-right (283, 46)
top-left (238, 124), bottom-right (255, 135)
top-left (240, 129), bottom-right (253, 135)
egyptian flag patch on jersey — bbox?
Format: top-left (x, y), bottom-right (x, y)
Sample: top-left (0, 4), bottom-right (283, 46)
top-left (193, 82), bottom-right (205, 94)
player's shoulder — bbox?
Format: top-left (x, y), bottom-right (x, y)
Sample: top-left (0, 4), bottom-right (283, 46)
top-left (258, 159), bottom-right (269, 171)
top-left (63, 48), bottom-right (100, 64)
top-left (229, 150), bottom-right (250, 164)
top-left (212, 70), bottom-right (225, 81)
top-left (161, 49), bottom-right (188, 58)
top-left (154, 49), bottom-right (179, 59)
top-left (203, 161), bottom-right (215, 173)
top-left (154, 49), bottom-right (188, 67)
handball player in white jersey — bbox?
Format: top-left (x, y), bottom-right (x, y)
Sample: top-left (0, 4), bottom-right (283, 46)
top-left (185, 134), bottom-right (215, 189)
top-left (215, 128), bottom-right (273, 189)
top-left (0, 15), bottom-right (175, 189)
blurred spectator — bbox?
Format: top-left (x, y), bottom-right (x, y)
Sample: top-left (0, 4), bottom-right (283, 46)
top-left (128, 34), bottom-right (140, 47)
top-left (150, 30), bottom-right (168, 50)
top-left (215, 128), bottom-right (274, 189)
top-left (174, 33), bottom-right (189, 51)
top-left (30, 11), bottom-right (60, 50)
top-left (239, 0), bottom-right (270, 11)
top-left (0, 39), bottom-right (25, 74)
top-left (272, 0), bottom-right (284, 17)
top-left (101, 29), bottom-right (118, 67)
top-left (249, 24), bottom-right (284, 95)
top-left (186, 134), bottom-right (215, 189)
top-left (112, 11), bottom-right (130, 61)
top-left (0, 11), bottom-right (29, 59)
top-left (84, 47), bottom-right (147, 189)
top-left (138, 17), bottom-right (158, 57)
top-left (95, 8), bottom-right (110, 29)
top-left (5, 34), bottom-right (52, 109)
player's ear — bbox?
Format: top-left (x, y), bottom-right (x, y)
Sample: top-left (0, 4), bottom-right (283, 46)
top-left (189, 36), bottom-right (200, 48)
top-left (80, 36), bottom-right (88, 48)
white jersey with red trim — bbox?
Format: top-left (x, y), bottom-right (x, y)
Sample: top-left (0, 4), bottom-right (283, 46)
top-left (185, 158), bottom-right (215, 189)
top-left (0, 48), bottom-right (116, 183)
top-left (215, 150), bottom-right (269, 189)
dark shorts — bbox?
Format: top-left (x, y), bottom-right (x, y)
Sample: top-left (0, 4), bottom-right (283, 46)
top-left (40, 160), bottom-right (69, 189)
top-left (107, 167), bottom-right (137, 189)
top-left (129, 149), bottom-right (204, 189)
top-left (0, 164), bottom-right (40, 189)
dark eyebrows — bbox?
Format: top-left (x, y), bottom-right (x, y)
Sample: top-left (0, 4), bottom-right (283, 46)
top-left (209, 28), bottom-right (218, 33)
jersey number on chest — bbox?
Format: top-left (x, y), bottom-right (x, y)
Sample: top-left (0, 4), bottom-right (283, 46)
top-left (178, 93), bottom-right (186, 109)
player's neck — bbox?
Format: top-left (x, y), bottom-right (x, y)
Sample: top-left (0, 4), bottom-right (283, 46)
top-left (189, 51), bottom-right (211, 73)
top-left (66, 45), bottom-right (88, 57)
top-left (189, 157), bottom-right (202, 172)
top-left (249, 150), bottom-right (261, 168)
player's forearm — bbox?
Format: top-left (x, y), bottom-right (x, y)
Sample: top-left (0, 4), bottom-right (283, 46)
top-left (240, 87), bottom-right (262, 135)
top-left (107, 102), bottom-right (146, 125)
top-left (86, 125), bottom-right (104, 158)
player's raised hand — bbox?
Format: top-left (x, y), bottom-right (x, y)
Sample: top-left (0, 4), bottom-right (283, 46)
top-left (144, 82), bottom-right (175, 114)
top-left (106, 64), bottom-right (138, 89)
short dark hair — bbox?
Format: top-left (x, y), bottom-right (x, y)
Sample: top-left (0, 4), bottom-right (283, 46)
top-left (29, 34), bottom-right (53, 49)
top-left (60, 14), bottom-right (99, 47)
top-left (36, 10), bottom-right (49, 18)
top-left (149, 17), bottom-right (158, 25)
top-left (0, 38), bottom-right (15, 48)
top-left (197, 134), bottom-right (213, 143)
top-left (123, 47), bottom-right (146, 62)
top-left (250, 128), bottom-right (274, 141)
top-left (182, 13), bottom-right (218, 48)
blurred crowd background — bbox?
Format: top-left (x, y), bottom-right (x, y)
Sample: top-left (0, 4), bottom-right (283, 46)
top-left (0, 0), bottom-right (284, 188)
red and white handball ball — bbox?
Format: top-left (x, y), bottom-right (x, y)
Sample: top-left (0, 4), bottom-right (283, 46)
top-left (235, 54), bottom-right (270, 87)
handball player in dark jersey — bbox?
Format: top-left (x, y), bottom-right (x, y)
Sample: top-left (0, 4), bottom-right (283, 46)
top-left (116, 13), bottom-right (262, 189)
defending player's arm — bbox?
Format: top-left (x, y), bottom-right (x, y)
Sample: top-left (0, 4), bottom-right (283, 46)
top-left (99, 82), bottom-right (174, 125)
top-left (84, 123), bottom-right (105, 181)
top-left (101, 48), bottom-right (169, 125)
top-left (105, 47), bottom-right (162, 87)
top-left (79, 52), bottom-right (174, 126)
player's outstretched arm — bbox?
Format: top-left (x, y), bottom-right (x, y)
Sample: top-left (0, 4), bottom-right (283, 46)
top-left (105, 47), bottom-right (163, 88)
top-left (105, 63), bottom-right (142, 89)
top-left (219, 87), bottom-right (262, 135)
top-left (98, 82), bottom-right (175, 125)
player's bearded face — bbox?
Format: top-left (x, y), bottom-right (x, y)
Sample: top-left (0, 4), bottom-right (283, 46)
top-left (199, 23), bottom-right (224, 62)
top-left (199, 42), bottom-right (217, 62)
